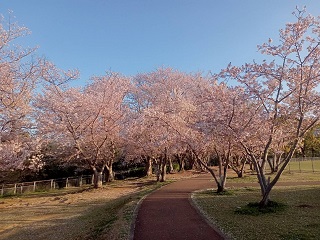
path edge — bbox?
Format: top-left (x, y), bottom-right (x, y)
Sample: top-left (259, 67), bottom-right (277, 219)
top-left (129, 181), bottom-right (174, 240)
top-left (189, 189), bottom-right (231, 240)
top-left (129, 191), bottom-right (147, 240)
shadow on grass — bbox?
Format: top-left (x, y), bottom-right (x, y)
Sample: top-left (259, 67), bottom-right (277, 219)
top-left (235, 201), bottom-right (287, 216)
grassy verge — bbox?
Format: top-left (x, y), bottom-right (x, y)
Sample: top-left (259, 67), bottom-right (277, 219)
top-left (81, 181), bottom-right (169, 240)
top-left (193, 185), bottom-right (320, 240)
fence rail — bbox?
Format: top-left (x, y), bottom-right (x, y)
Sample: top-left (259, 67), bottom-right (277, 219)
top-left (264, 157), bottom-right (320, 173)
top-left (0, 175), bottom-right (94, 197)
top-left (287, 158), bottom-right (320, 173)
top-left (291, 157), bottom-right (320, 162)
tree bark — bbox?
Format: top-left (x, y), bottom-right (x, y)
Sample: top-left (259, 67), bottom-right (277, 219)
top-left (160, 148), bottom-right (168, 182)
top-left (105, 165), bottom-right (114, 182)
top-left (145, 157), bottom-right (153, 176)
top-left (179, 157), bottom-right (185, 172)
top-left (92, 168), bottom-right (103, 188)
top-left (168, 157), bottom-right (174, 173)
top-left (190, 147), bottom-right (226, 193)
top-left (259, 186), bottom-right (271, 207)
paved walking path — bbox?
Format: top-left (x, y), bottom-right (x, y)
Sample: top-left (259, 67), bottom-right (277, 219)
top-left (132, 173), bottom-right (225, 240)
top-left (132, 173), bottom-right (320, 240)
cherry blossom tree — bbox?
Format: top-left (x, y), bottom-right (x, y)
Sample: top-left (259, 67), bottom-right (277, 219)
top-left (35, 72), bottom-right (129, 187)
top-left (191, 80), bottom-right (248, 192)
top-left (0, 13), bottom-right (41, 171)
top-left (216, 8), bottom-right (320, 206)
top-left (127, 68), bottom-right (203, 181)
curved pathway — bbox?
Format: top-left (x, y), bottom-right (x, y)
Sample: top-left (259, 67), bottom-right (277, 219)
top-left (132, 173), bottom-right (320, 240)
top-left (132, 173), bottom-right (225, 240)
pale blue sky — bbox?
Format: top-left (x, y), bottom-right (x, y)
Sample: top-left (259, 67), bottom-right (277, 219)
top-left (1, 1), bottom-right (320, 86)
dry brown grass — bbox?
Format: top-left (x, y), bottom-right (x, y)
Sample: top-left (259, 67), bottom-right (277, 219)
top-left (0, 171), bottom-right (199, 240)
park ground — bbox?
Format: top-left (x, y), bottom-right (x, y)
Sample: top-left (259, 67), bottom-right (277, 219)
top-left (0, 171), bottom-right (199, 240)
top-left (0, 169), bottom-right (319, 240)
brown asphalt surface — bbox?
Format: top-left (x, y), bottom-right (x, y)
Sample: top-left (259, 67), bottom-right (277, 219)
top-left (132, 173), bottom-right (320, 240)
top-left (132, 173), bottom-right (225, 240)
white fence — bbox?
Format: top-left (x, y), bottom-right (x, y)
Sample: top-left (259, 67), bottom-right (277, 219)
top-left (0, 175), bottom-right (93, 197)
top-left (286, 157), bottom-right (320, 173)
top-left (291, 157), bottom-right (320, 161)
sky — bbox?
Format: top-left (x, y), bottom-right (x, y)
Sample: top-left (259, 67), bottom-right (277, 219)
top-left (1, 0), bottom-right (320, 86)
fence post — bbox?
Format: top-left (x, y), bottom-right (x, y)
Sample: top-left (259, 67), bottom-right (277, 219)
top-left (50, 179), bottom-right (54, 190)
top-left (1, 184), bottom-right (3, 196)
top-left (79, 176), bottom-right (82, 187)
top-left (33, 182), bottom-right (36, 192)
top-left (299, 159), bottom-right (301, 173)
top-left (66, 178), bottom-right (69, 188)
top-left (288, 162), bottom-right (291, 173)
top-left (20, 183), bottom-right (23, 194)
top-left (14, 184), bottom-right (17, 195)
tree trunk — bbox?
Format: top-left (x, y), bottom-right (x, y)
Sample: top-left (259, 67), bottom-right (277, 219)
top-left (249, 162), bottom-right (254, 171)
top-left (237, 171), bottom-right (243, 178)
top-left (93, 168), bottom-right (103, 188)
top-left (217, 183), bottom-right (224, 193)
top-left (217, 165), bottom-right (227, 193)
top-left (155, 159), bottom-right (161, 182)
top-left (145, 157), bottom-right (153, 176)
top-left (191, 148), bottom-right (226, 193)
top-left (267, 156), bottom-right (275, 173)
top-left (189, 151), bottom-right (197, 170)
top-left (168, 157), bottom-right (174, 173)
top-left (160, 149), bottom-right (168, 182)
top-left (160, 162), bottom-right (166, 182)
top-left (259, 187), bottom-right (271, 207)
top-left (105, 166), bottom-right (114, 182)
top-left (179, 158), bottom-right (185, 172)
top-left (237, 161), bottom-right (246, 177)
top-left (175, 153), bottom-right (185, 172)
top-left (106, 141), bottom-right (116, 182)
top-left (105, 158), bottom-right (114, 182)
top-left (156, 168), bottom-right (161, 181)
top-left (160, 157), bottom-right (167, 182)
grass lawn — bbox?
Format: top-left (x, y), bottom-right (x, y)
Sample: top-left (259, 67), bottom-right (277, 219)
top-left (1, 170), bottom-right (318, 239)
top-left (193, 185), bottom-right (320, 240)
top-left (0, 171), bottom-right (199, 240)
top-left (227, 166), bottom-right (320, 184)
top-left (0, 177), bottom-right (169, 240)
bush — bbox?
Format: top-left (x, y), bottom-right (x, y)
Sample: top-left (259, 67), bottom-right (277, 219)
top-left (114, 167), bottom-right (145, 180)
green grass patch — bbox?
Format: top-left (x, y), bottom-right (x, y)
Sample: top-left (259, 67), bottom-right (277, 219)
top-left (227, 174), bottom-right (258, 183)
top-left (227, 170), bottom-right (320, 184)
top-left (200, 189), bottom-right (235, 196)
top-left (286, 160), bottom-right (320, 173)
top-left (193, 186), bottom-right (320, 240)
top-left (235, 201), bottom-right (287, 216)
